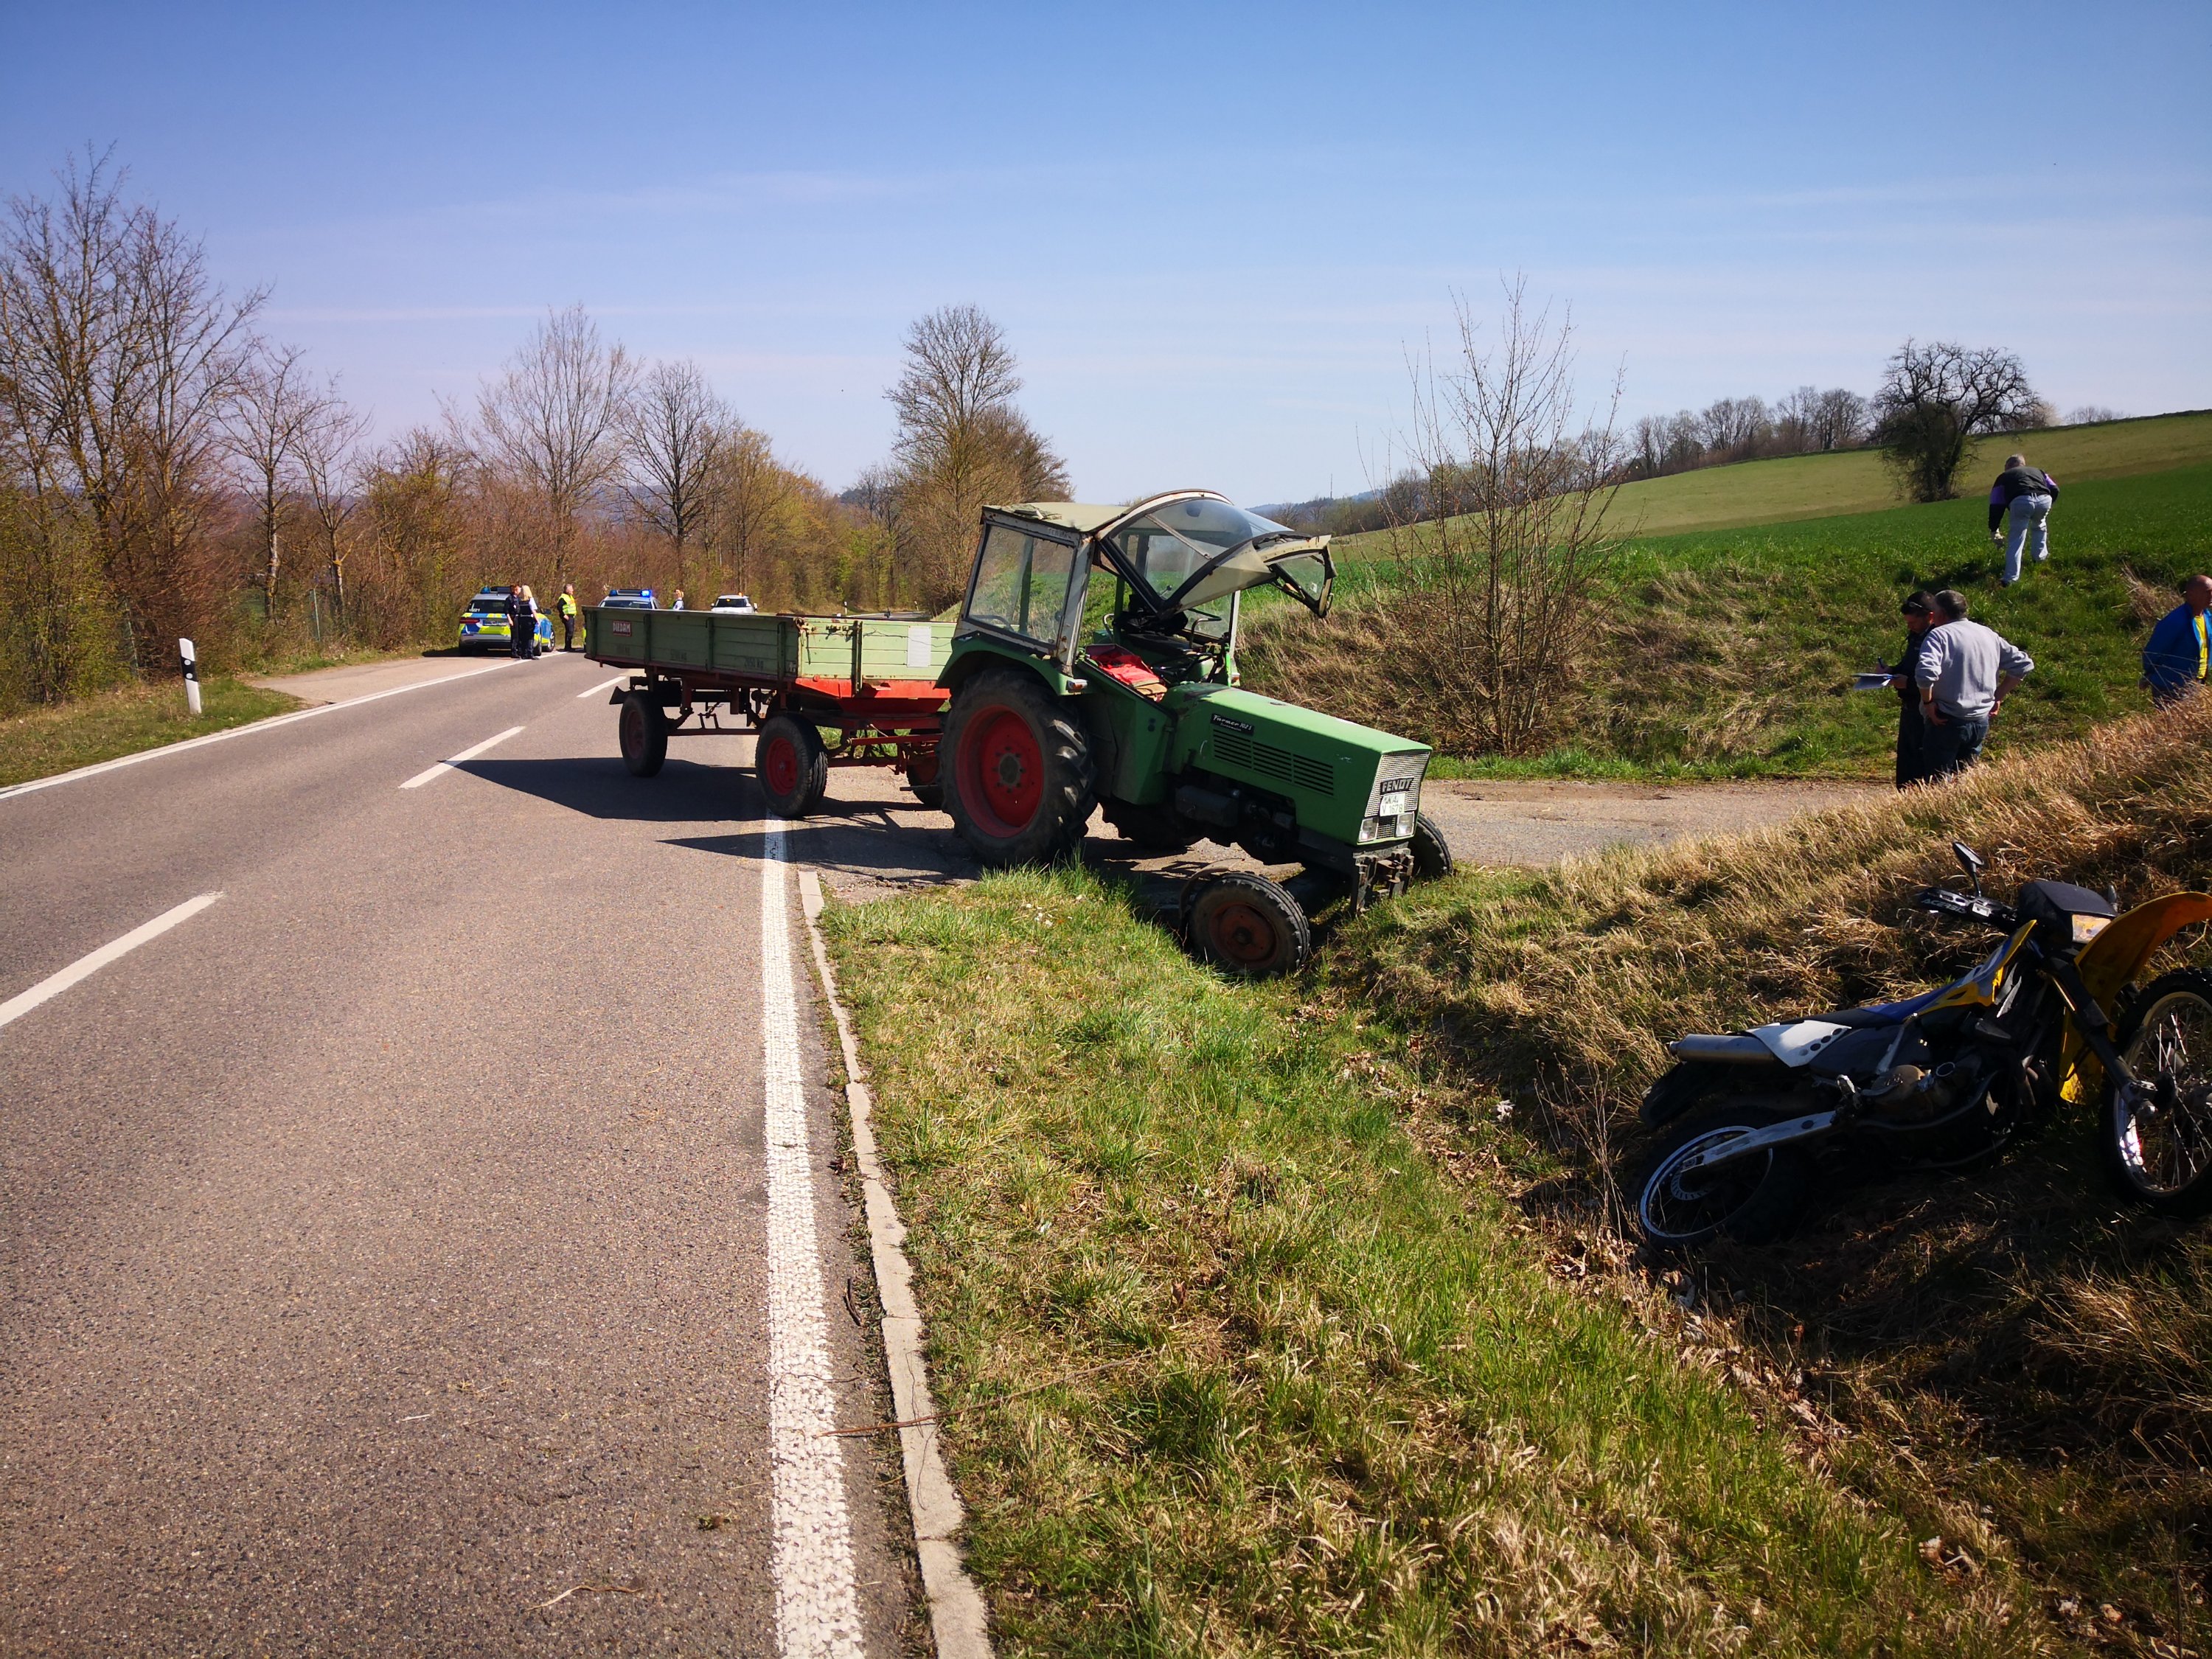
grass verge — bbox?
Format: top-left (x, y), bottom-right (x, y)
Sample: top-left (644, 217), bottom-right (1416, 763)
top-left (1248, 462), bottom-right (2212, 779)
top-left (824, 876), bottom-right (2045, 1654)
top-left (1331, 699), bottom-right (2212, 1654)
top-left (0, 676), bottom-right (302, 788)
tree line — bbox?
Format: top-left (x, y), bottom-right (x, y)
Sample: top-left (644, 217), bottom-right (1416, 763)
top-left (0, 153), bottom-right (1068, 713)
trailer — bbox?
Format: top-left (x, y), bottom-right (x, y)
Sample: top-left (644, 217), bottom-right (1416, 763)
top-left (584, 606), bottom-right (956, 816)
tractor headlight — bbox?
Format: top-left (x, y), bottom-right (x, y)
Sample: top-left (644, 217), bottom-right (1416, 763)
top-left (1360, 751), bottom-right (1429, 843)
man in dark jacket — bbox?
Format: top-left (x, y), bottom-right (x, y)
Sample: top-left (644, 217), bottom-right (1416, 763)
top-left (506, 584), bottom-right (537, 658)
top-left (1880, 591), bottom-right (1941, 787)
top-left (2142, 575), bottom-right (2212, 705)
top-left (1988, 453), bottom-right (2060, 587)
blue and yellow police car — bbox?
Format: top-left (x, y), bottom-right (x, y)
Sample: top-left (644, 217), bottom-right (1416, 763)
top-left (458, 586), bottom-right (554, 655)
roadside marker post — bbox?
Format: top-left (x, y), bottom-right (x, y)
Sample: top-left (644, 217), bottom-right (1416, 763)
top-left (179, 638), bottom-right (201, 717)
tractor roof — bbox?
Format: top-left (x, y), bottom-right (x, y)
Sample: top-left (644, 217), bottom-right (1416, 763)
top-left (987, 490), bottom-right (1230, 540)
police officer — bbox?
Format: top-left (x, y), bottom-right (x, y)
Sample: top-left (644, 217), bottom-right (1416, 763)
top-left (1879, 591), bottom-right (1941, 788)
top-left (507, 583), bottom-right (537, 658)
top-left (557, 582), bottom-right (581, 651)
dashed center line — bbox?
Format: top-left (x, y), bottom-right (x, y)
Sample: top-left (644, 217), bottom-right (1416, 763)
top-left (578, 674), bottom-right (628, 699)
top-left (0, 893), bottom-right (223, 1032)
top-left (399, 726), bottom-right (525, 789)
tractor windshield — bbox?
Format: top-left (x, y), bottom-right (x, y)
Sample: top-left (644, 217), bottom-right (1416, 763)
top-left (1105, 497), bottom-right (1321, 638)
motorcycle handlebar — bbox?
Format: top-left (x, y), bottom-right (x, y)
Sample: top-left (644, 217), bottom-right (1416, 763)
top-left (1913, 886), bottom-right (2017, 930)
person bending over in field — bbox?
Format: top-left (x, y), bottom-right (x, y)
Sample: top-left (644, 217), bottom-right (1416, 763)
top-left (1989, 453), bottom-right (2060, 588)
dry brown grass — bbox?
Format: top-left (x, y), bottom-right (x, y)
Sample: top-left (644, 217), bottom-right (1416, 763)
top-left (1332, 700), bottom-right (2212, 1652)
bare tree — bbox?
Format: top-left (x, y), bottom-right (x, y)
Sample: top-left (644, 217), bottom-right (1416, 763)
top-left (882, 304), bottom-right (1068, 607)
top-left (1385, 277), bottom-right (1624, 756)
top-left (475, 305), bottom-right (636, 582)
top-left (296, 383), bottom-right (369, 627)
top-left (226, 343), bottom-right (324, 622)
top-left (0, 149), bottom-right (262, 664)
top-left (1697, 394), bottom-right (1770, 459)
top-left (625, 358), bottom-right (724, 597)
top-left (1872, 339), bottom-right (2040, 502)
top-left (2066, 405), bottom-right (2124, 427)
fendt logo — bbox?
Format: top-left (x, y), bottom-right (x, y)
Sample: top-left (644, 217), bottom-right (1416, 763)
top-left (1209, 714), bottom-right (1255, 735)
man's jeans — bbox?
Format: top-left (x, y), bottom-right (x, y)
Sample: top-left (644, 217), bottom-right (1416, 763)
top-left (1922, 712), bottom-right (1990, 778)
top-left (2003, 493), bottom-right (2052, 584)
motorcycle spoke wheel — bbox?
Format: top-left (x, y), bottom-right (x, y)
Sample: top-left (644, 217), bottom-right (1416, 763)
top-left (2111, 979), bottom-right (2212, 1211)
top-left (1636, 1107), bottom-right (1810, 1249)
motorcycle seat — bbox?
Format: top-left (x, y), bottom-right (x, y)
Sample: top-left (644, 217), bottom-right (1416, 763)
top-left (1820, 986), bottom-right (1947, 1028)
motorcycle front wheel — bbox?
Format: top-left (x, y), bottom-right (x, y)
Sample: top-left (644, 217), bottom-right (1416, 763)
top-left (2104, 969), bottom-right (2212, 1217)
top-left (1636, 1106), bottom-right (1811, 1249)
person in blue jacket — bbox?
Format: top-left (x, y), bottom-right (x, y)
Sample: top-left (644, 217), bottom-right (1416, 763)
top-left (2141, 574), bottom-right (2212, 705)
top-left (1988, 453), bottom-right (2060, 587)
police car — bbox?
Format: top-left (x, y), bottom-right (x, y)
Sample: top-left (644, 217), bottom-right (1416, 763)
top-left (457, 586), bottom-right (554, 655)
top-left (601, 587), bottom-right (657, 608)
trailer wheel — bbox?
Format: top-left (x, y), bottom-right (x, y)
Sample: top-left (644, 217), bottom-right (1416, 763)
top-left (1185, 872), bottom-right (1311, 978)
top-left (619, 690), bottom-right (668, 777)
top-left (757, 713), bottom-right (829, 818)
top-left (945, 669), bottom-right (1096, 866)
top-left (1411, 812), bottom-right (1453, 881)
top-left (906, 746), bottom-right (945, 811)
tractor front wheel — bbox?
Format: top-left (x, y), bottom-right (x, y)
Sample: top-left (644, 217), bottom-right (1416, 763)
top-left (1186, 872), bottom-right (1312, 978)
top-left (1411, 811), bottom-right (1453, 881)
top-left (757, 713), bottom-right (829, 818)
top-left (619, 690), bottom-right (668, 776)
top-left (945, 669), bottom-right (1096, 866)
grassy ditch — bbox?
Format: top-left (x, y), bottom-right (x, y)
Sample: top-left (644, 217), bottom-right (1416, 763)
top-left (0, 675), bottom-right (302, 788)
top-left (824, 877), bottom-right (2045, 1655)
top-left (1331, 700), bottom-right (2212, 1653)
top-left (1246, 460), bottom-right (2212, 779)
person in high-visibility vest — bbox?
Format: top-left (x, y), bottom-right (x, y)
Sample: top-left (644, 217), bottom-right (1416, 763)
top-left (2142, 574), bottom-right (2212, 706)
top-left (558, 583), bottom-right (581, 651)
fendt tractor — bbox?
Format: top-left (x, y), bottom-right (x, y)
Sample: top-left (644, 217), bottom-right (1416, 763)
top-left (585, 491), bottom-right (1450, 975)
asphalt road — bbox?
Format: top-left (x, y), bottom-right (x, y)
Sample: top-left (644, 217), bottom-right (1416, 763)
top-left (0, 652), bottom-right (910, 1656)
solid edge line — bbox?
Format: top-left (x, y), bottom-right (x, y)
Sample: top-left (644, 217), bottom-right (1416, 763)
top-left (398, 725), bottom-right (526, 790)
top-left (797, 868), bottom-right (993, 1659)
top-left (0, 892), bottom-right (223, 1031)
top-left (763, 830), bottom-right (868, 1659)
top-left (578, 674), bottom-right (628, 699)
top-left (0, 658), bottom-right (523, 804)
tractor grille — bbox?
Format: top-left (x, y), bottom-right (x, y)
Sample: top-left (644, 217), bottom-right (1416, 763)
top-left (1214, 731), bottom-right (1334, 797)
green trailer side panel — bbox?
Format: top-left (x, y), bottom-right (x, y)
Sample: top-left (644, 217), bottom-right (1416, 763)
top-left (588, 609), bottom-right (953, 687)
top-left (711, 613), bottom-right (799, 678)
top-left (856, 619), bottom-right (956, 682)
top-left (585, 606), bottom-right (650, 662)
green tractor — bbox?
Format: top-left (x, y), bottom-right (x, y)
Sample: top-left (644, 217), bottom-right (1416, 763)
top-left (937, 490), bottom-right (1450, 975)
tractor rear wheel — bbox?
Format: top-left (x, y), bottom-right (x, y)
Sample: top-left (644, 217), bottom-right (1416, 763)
top-left (1186, 872), bottom-right (1312, 978)
top-left (756, 713), bottom-right (829, 818)
top-left (619, 690), bottom-right (668, 777)
top-left (945, 669), bottom-right (1096, 866)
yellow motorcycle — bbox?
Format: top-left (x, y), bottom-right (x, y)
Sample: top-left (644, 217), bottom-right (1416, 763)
top-left (1637, 841), bottom-right (2212, 1248)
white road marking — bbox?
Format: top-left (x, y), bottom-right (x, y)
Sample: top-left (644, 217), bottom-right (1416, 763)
top-left (0, 659), bottom-right (526, 804)
top-left (399, 726), bottom-right (525, 789)
top-left (0, 893), bottom-right (223, 1032)
top-left (579, 674), bottom-right (628, 699)
top-left (759, 821), bottom-right (867, 1659)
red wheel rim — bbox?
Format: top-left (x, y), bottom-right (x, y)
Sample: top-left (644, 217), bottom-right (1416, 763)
top-left (762, 734), bottom-right (800, 799)
top-left (1205, 899), bottom-right (1281, 967)
top-left (960, 706), bottom-right (1043, 836)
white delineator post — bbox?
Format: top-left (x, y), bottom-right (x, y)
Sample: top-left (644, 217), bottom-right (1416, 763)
top-left (179, 637), bottom-right (201, 717)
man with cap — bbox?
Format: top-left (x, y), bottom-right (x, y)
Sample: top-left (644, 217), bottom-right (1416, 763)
top-left (1877, 591), bottom-right (1943, 787)
top-left (2141, 575), bottom-right (2212, 706)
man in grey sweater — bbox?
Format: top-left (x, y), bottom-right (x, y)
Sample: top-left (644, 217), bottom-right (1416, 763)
top-left (1915, 590), bottom-right (2034, 778)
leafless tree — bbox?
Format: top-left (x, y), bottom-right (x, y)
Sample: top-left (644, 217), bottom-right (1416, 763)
top-left (2066, 405), bottom-right (2124, 427)
top-left (1697, 394), bottom-right (1770, 458)
top-left (475, 305), bottom-right (636, 582)
top-left (625, 358), bottom-right (724, 597)
top-left (0, 149), bottom-right (262, 664)
top-left (296, 383), bottom-right (369, 625)
top-left (882, 303), bottom-right (1068, 607)
top-left (1385, 276), bottom-right (1624, 756)
top-left (1872, 338), bottom-right (2040, 502)
top-left (226, 343), bottom-right (325, 621)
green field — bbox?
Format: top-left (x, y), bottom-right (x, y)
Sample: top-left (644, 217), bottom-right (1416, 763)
top-left (0, 676), bottom-right (302, 790)
top-left (1247, 424), bottom-right (2212, 778)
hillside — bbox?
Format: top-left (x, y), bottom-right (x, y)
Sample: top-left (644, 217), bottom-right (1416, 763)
top-left (1246, 451), bottom-right (2212, 777)
top-left (1325, 408), bottom-right (2212, 557)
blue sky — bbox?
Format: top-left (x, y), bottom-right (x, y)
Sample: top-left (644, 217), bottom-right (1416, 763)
top-left (4, 1), bottom-right (2205, 504)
